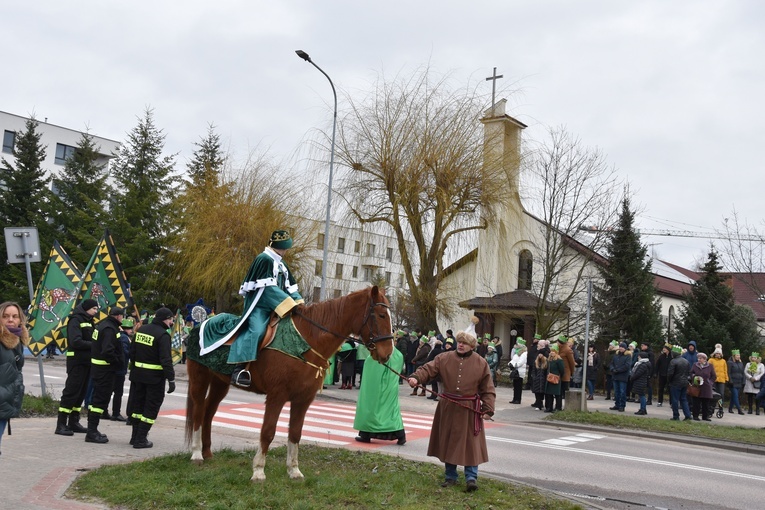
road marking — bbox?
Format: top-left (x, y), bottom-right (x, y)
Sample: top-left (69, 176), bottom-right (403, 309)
top-left (488, 435), bottom-right (765, 482)
top-left (541, 433), bottom-right (606, 446)
top-left (161, 401), bottom-right (441, 448)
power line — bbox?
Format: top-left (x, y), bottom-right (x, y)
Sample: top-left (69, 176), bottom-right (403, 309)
top-left (578, 225), bottom-right (762, 242)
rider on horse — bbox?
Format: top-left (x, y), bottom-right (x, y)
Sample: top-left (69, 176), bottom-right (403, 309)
top-left (198, 230), bottom-right (304, 388)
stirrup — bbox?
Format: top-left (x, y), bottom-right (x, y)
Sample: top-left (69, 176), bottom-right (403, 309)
top-left (232, 368), bottom-right (251, 387)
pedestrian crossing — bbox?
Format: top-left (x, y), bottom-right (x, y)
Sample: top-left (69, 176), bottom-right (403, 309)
top-left (160, 401), bottom-right (436, 448)
top-left (540, 433), bottom-right (606, 446)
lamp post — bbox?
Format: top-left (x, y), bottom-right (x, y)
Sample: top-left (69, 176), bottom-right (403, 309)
top-left (296, 49), bottom-right (337, 302)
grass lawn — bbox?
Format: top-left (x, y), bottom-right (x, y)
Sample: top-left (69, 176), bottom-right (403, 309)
top-left (67, 446), bottom-right (582, 510)
top-left (547, 409), bottom-right (765, 446)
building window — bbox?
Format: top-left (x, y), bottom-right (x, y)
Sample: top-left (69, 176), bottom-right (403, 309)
top-left (312, 287), bottom-right (321, 302)
top-left (337, 237), bottom-right (345, 253)
top-left (363, 267), bottom-right (372, 281)
top-left (2, 130), bottom-right (15, 154)
top-left (366, 243), bottom-right (376, 256)
top-left (54, 143), bottom-right (76, 165)
top-left (333, 289), bottom-right (342, 299)
top-left (385, 271), bottom-right (391, 286)
top-left (354, 240), bottom-right (360, 253)
top-left (316, 233), bottom-right (324, 249)
top-left (517, 250), bottom-right (533, 290)
top-left (335, 263), bottom-right (343, 278)
top-left (398, 273), bottom-right (404, 287)
top-left (352, 266), bottom-right (358, 278)
top-left (386, 247), bottom-right (393, 261)
top-left (314, 260), bottom-right (322, 276)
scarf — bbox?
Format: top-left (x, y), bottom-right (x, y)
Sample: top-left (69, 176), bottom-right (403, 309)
top-left (7, 326), bottom-right (23, 337)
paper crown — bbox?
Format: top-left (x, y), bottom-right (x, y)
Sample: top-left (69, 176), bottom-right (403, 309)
top-left (534, 333), bottom-right (542, 339)
top-left (550, 343), bottom-right (559, 352)
top-left (484, 333), bottom-right (491, 339)
top-left (487, 342), bottom-right (495, 350)
top-left (428, 330), bottom-right (435, 337)
top-left (752, 352), bottom-right (762, 359)
top-left (396, 330), bottom-right (405, 337)
top-left (516, 338), bottom-right (526, 346)
top-left (610, 340), bottom-right (619, 347)
top-left (121, 318), bottom-right (134, 328)
top-left (731, 349), bottom-right (740, 355)
top-left (557, 335), bottom-right (567, 343)
top-left (419, 335), bottom-right (428, 343)
top-left (629, 341), bottom-right (638, 349)
top-left (671, 345), bottom-right (682, 354)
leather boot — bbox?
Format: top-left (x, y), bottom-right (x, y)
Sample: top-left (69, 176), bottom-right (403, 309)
top-left (68, 411), bottom-right (88, 433)
top-left (54, 412), bottom-right (74, 436)
top-left (85, 414), bottom-right (108, 444)
top-left (410, 388), bottom-right (418, 396)
top-left (133, 422), bottom-right (154, 449)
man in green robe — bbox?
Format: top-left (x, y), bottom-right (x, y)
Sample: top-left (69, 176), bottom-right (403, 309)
top-left (353, 348), bottom-right (406, 445)
top-left (198, 230), bottom-right (304, 387)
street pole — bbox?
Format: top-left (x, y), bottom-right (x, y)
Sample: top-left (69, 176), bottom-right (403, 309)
top-left (581, 279), bottom-right (592, 411)
top-left (18, 231), bottom-right (47, 398)
top-left (296, 49), bottom-right (337, 302)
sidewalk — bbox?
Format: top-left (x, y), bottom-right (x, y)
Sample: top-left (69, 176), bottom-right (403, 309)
top-left (3, 358), bottom-right (764, 509)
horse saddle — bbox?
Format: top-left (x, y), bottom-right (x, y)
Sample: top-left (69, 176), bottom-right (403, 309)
top-left (223, 312), bottom-right (280, 353)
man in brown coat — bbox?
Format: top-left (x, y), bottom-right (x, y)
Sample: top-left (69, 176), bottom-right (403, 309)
top-left (408, 330), bottom-right (495, 492)
top-left (557, 335), bottom-right (576, 410)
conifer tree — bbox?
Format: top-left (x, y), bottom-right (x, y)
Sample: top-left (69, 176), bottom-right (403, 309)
top-left (51, 132), bottom-right (112, 264)
top-left (676, 249), bottom-right (760, 355)
top-left (0, 117), bottom-right (53, 303)
top-left (593, 196), bottom-right (663, 346)
top-left (109, 108), bottom-right (178, 306)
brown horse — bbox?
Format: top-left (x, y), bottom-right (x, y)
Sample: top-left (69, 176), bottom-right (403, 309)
top-left (184, 286), bottom-right (394, 481)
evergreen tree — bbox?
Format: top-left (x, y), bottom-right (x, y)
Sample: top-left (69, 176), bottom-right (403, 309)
top-left (677, 249), bottom-right (760, 355)
top-left (187, 123), bottom-right (226, 190)
top-left (0, 117), bottom-right (53, 303)
top-left (109, 108), bottom-right (178, 307)
top-left (51, 132), bottom-right (112, 264)
top-left (593, 196), bottom-right (663, 346)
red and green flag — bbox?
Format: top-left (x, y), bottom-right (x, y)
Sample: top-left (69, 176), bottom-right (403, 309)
top-left (26, 241), bottom-right (82, 355)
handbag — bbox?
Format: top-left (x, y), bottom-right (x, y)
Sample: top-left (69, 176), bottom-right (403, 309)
top-left (687, 383), bottom-right (700, 398)
top-left (509, 367), bottom-right (520, 379)
top-left (546, 372), bottom-right (560, 385)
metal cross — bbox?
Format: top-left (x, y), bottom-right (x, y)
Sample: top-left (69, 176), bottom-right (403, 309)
top-left (485, 67), bottom-right (503, 115)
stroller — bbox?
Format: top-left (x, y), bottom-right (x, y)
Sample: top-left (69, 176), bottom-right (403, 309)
top-left (712, 390), bottom-right (724, 419)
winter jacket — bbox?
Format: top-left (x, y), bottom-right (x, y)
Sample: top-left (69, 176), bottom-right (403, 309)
top-left (0, 330), bottom-right (25, 420)
top-left (667, 353), bottom-right (691, 388)
top-left (727, 358), bottom-right (745, 389)
top-left (708, 356), bottom-right (729, 384)
top-left (690, 362), bottom-right (717, 399)
top-left (531, 356), bottom-right (548, 394)
top-left (558, 342), bottom-right (576, 382)
top-left (630, 358), bottom-right (652, 396)
top-left (411, 342), bottom-right (431, 366)
top-left (586, 352), bottom-right (600, 381)
top-left (682, 341), bottom-right (698, 366)
top-left (655, 351), bottom-right (671, 377)
top-left (743, 362), bottom-right (765, 394)
top-left (609, 351), bottom-right (632, 382)
top-left (509, 348), bottom-right (527, 379)
top-left (544, 357), bottom-right (565, 396)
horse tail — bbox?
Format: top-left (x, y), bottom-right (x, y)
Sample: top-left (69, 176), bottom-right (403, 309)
top-left (184, 359), bottom-right (198, 446)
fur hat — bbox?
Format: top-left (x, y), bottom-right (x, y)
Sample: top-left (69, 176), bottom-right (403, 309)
top-left (712, 343), bottom-right (723, 357)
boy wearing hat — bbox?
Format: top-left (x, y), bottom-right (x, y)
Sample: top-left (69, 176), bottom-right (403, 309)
top-left (199, 230), bottom-right (304, 388)
top-left (55, 298), bottom-right (100, 436)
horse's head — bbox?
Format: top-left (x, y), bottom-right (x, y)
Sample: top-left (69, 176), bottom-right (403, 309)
top-left (359, 286), bottom-right (394, 364)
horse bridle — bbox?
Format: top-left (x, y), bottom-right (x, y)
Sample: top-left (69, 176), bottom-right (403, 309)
top-left (291, 299), bottom-right (394, 352)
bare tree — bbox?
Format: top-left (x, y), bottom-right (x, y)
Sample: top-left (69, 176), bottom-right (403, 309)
top-left (522, 127), bottom-right (622, 337)
top-left (335, 68), bottom-right (507, 328)
top-left (718, 208), bottom-right (765, 297)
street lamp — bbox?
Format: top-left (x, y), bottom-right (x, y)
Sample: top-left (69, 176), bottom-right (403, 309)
top-left (296, 49), bottom-right (337, 302)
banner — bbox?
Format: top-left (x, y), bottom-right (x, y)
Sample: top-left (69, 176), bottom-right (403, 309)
top-left (170, 309), bottom-right (185, 365)
top-left (26, 241), bottom-right (82, 355)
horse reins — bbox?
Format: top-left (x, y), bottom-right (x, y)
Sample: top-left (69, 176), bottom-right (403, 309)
top-left (382, 363), bottom-right (494, 422)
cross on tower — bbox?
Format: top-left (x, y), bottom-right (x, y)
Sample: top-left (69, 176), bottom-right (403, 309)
top-left (485, 67), bottom-right (504, 115)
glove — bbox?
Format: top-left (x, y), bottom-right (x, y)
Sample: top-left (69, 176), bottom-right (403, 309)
top-left (167, 380), bottom-right (176, 394)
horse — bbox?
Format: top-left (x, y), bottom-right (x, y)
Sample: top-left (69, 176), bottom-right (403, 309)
top-left (184, 285), bottom-right (394, 482)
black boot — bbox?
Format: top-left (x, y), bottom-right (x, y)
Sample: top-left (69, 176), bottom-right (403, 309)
top-left (231, 364), bottom-right (251, 388)
top-left (68, 411), bottom-right (88, 434)
top-left (133, 422), bottom-right (154, 449)
top-left (54, 412), bottom-right (74, 436)
top-left (85, 413), bottom-right (108, 444)
top-left (129, 422), bottom-right (139, 445)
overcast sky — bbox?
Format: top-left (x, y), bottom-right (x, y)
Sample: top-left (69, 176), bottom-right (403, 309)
top-left (4, 1), bottom-right (763, 269)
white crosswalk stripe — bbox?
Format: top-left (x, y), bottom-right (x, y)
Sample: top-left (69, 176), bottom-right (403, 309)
top-left (540, 433), bottom-right (606, 446)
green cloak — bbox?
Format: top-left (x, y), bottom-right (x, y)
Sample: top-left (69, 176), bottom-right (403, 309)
top-left (353, 348), bottom-right (405, 434)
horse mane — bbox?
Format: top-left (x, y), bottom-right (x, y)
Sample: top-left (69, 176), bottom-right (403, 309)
top-left (298, 286), bottom-right (372, 327)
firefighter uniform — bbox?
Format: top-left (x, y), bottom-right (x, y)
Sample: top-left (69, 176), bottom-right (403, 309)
top-left (56, 299), bottom-right (99, 436)
top-left (128, 307), bottom-right (175, 448)
top-left (86, 308), bottom-right (125, 443)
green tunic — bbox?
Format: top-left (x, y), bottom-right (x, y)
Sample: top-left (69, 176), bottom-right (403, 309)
top-left (198, 247), bottom-right (303, 363)
top-left (353, 349), bottom-right (405, 434)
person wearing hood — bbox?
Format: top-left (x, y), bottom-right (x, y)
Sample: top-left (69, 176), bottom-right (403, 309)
top-left (0, 302), bottom-right (29, 454)
top-left (682, 340), bottom-right (699, 366)
top-left (690, 352), bottom-right (717, 421)
top-left (509, 338), bottom-right (527, 404)
top-left (56, 298), bottom-right (100, 436)
top-left (708, 343), bottom-right (728, 409)
top-left (630, 351), bottom-right (652, 415)
top-left (667, 345), bottom-right (692, 421)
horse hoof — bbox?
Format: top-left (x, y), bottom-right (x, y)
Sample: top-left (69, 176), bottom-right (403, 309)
top-left (251, 472), bottom-right (266, 483)
top-left (288, 468), bottom-right (304, 480)
top-left (192, 458), bottom-right (204, 466)
top-left (191, 452), bottom-right (204, 465)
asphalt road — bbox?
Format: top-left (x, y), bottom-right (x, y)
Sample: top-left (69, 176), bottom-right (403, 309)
top-left (10, 356), bottom-right (765, 510)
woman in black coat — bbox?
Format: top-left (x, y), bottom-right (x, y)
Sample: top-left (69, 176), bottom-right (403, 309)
top-left (630, 351), bottom-right (652, 415)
